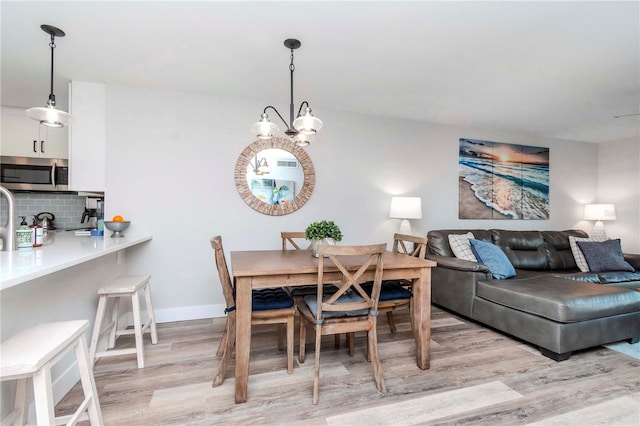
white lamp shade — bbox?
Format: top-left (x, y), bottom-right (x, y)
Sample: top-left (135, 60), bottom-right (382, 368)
top-left (293, 107), bottom-right (322, 136)
top-left (257, 159), bottom-right (271, 174)
top-left (389, 197), bottom-right (422, 219)
top-left (293, 132), bottom-right (313, 147)
top-left (251, 113), bottom-right (279, 140)
top-left (584, 204), bottom-right (616, 221)
top-left (26, 106), bottom-right (75, 127)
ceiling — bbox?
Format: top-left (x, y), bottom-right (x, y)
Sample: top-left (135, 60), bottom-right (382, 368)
top-left (2, 1), bottom-right (639, 144)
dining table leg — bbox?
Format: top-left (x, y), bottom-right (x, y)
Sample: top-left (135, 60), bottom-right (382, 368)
top-left (412, 267), bottom-right (431, 370)
top-left (234, 276), bottom-right (252, 403)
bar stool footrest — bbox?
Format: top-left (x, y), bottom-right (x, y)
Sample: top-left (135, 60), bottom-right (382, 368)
top-left (95, 348), bottom-right (137, 358)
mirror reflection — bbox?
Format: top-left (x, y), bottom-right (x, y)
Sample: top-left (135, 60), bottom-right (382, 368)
top-left (234, 138), bottom-right (315, 216)
top-left (246, 149), bottom-right (304, 205)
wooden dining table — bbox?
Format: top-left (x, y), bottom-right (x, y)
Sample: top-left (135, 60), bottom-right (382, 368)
top-left (230, 248), bottom-right (437, 403)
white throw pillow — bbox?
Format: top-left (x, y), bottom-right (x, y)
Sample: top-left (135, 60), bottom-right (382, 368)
top-left (448, 232), bottom-right (477, 262)
top-left (568, 235), bottom-right (605, 272)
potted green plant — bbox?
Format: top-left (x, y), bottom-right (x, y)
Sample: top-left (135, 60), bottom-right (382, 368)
top-left (305, 220), bottom-right (343, 257)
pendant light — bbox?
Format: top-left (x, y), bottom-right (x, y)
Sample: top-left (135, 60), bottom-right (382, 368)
top-left (251, 39), bottom-right (322, 147)
top-left (26, 25), bottom-right (75, 128)
top-left (250, 156), bottom-right (271, 175)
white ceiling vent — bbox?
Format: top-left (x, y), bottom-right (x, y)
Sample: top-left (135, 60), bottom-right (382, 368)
top-left (276, 159), bottom-right (299, 168)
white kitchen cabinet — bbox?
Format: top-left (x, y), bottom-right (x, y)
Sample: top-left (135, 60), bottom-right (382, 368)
top-left (68, 80), bottom-right (106, 192)
top-left (1, 106), bottom-right (68, 158)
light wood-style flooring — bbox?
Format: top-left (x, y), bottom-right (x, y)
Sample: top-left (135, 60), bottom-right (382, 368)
top-left (57, 306), bottom-right (640, 425)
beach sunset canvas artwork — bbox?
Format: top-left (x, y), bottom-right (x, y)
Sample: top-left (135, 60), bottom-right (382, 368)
top-left (459, 138), bottom-right (550, 220)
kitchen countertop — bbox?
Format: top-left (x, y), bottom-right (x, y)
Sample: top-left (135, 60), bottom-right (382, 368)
top-left (0, 231), bottom-right (152, 290)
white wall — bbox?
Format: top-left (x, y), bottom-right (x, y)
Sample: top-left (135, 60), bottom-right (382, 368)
top-left (106, 85), bottom-right (599, 322)
top-left (597, 137), bottom-right (640, 252)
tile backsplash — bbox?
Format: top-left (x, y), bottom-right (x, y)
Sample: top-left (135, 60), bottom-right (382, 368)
top-left (0, 193), bottom-right (92, 230)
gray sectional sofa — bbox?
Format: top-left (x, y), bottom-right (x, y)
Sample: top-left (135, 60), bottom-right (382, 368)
top-left (426, 229), bottom-right (640, 361)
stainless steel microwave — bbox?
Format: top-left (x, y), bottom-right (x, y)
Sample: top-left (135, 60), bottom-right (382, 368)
top-left (0, 156), bottom-right (69, 192)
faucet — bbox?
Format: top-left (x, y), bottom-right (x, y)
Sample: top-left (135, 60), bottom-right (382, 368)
top-left (0, 185), bottom-right (17, 251)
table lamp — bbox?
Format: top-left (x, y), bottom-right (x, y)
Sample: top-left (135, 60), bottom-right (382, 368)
top-left (389, 197), bottom-right (422, 235)
top-left (583, 204), bottom-right (616, 240)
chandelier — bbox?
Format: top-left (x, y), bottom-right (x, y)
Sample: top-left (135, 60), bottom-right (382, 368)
top-left (251, 39), bottom-right (322, 147)
top-left (26, 25), bottom-right (75, 128)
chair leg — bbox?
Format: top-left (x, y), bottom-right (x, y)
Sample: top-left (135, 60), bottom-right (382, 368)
top-left (299, 318), bottom-right (307, 363)
top-left (277, 324), bottom-right (285, 351)
top-left (216, 317), bottom-right (229, 357)
top-left (313, 326), bottom-right (322, 405)
top-left (213, 313), bottom-right (236, 387)
top-left (368, 325), bottom-right (386, 394)
top-left (75, 335), bottom-right (104, 425)
top-left (334, 334), bottom-right (341, 348)
top-left (386, 311), bottom-right (397, 333)
top-left (108, 297), bottom-right (120, 349)
top-left (32, 364), bottom-right (55, 425)
top-left (89, 295), bottom-right (108, 366)
top-left (144, 283), bottom-right (158, 345)
top-left (347, 333), bottom-right (355, 357)
top-left (286, 316), bottom-right (294, 374)
top-left (12, 378), bottom-right (28, 426)
top-left (409, 299), bottom-right (414, 332)
top-left (131, 291), bottom-right (145, 368)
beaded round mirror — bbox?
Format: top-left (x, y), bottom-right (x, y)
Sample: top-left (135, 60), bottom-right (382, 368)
top-left (234, 138), bottom-right (315, 215)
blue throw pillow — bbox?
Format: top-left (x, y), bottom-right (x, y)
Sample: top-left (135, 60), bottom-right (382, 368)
top-left (469, 239), bottom-right (516, 279)
top-left (575, 239), bottom-right (634, 272)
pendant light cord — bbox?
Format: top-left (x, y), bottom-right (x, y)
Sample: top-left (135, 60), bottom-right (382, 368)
top-left (48, 33), bottom-right (56, 105)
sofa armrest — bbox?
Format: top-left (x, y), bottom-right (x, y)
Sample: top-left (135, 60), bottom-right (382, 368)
top-left (426, 254), bottom-right (490, 273)
top-left (427, 254), bottom-right (490, 318)
top-left (624, 253), bottom-right (640, 270)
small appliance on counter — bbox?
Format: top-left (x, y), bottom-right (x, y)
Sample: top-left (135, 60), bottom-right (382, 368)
top-left (35, 212), bottom-right (57, 245)
top-left (81, 207), bottom-right (98, 229)
top-left (80, 197), bottom-right (104, 229)
top-left (36, 212), bottom-right (56, 230)
top-left (70, 197), bottom-right (105, 236)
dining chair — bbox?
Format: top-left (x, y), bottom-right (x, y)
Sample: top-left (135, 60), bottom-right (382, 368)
top-left (393, 233), bottom-right (427, 259)
top-left (211, 235), bottom-right (296, 387)
top-left (281, 231), bottom-right (308, 250)
top-left (280, 231), bottom-right (344, 349)
top-left (375, 233), bottom-right (428, 333)
top-left (280, 231), bottom-right (339, 296)
top-left (297, 243), bottom-right (387, 404)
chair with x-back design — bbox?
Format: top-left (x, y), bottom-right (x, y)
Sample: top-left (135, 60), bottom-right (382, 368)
top-left (281, 231), bottom-right (308, 251)
top-left (377, 233), bottom-right (427, 332)
top-left (297, 243), bottom-right (387, 404)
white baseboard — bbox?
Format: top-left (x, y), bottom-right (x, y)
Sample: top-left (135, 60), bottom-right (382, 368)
top-left (154, 303), bottom-right (227, 323)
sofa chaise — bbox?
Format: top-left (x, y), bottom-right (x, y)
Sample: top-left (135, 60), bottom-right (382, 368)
top-left (425, 229), bottom-right (640, 361)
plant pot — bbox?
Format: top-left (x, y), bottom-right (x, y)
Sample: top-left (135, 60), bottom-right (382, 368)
top-left (311, 238), bottom-right (337, 257)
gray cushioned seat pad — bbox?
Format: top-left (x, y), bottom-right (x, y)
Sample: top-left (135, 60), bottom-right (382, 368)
top-left (476, 275), bottom-right (640, 323)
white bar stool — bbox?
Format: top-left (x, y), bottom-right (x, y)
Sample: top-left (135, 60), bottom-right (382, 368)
top-left (0, 320), bottom-right (103, 426)
top-left (89, 275), bottom-right (158, 369)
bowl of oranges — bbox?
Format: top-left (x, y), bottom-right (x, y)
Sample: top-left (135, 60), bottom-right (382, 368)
top-left (103, 215), bottom-right (130, 238)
